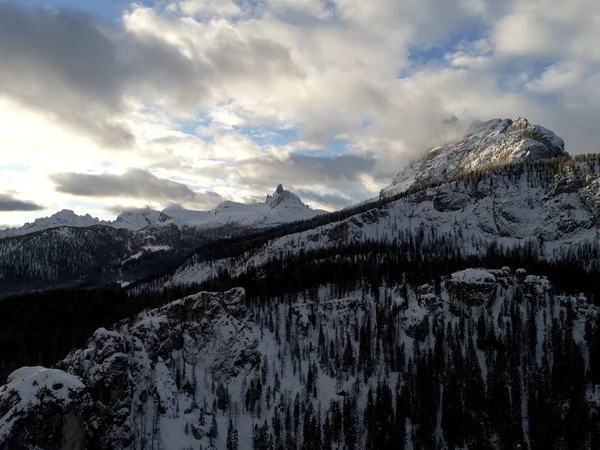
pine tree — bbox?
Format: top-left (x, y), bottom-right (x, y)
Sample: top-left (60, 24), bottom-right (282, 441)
top-left (207, 414), bottom-right (219, 445)
top-left (227, 418), bottom-right (239, 450)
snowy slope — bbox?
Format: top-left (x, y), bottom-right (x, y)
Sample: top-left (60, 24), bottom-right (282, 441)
top-left (382, 117), bottom-right (567, 196)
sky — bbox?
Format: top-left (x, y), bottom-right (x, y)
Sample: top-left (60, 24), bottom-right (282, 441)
top-left (1, 0), bottom-right (599, 227)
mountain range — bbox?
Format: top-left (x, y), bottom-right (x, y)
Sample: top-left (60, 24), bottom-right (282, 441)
top-left (0, 183), bottom-right (324, 238)
top-left (0, 184), bottom-right (324, 296)
top-left (1, 117), bottom-right (600, 450)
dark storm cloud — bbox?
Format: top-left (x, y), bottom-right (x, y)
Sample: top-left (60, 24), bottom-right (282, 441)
top-left (235, 152), bottom-right (377, 190)
top-left (0, 3), bottom-right (132, 148)
top-left (50, 169), bottom-right (222, 204)
top-left (293, 189), bottom-right (355, 210)
top-left (0, 193), bottom-right (44, 211)
top-left (289, 153), bottom-right (376, 179)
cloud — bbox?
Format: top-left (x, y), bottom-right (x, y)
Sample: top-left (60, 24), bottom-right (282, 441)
top-left (50, 169), bottom-right (223, 207)
top-left (173, 0), bottom-right (242, 18)
top-left (294, 189), bottom-right (355, 210)
top-left (0, 3), bottom-right (132, 148)
top-left (491, 0), bottom-right (600, 62)
top-left (233, 152), bottom-right (377, 191)
top-left (0, 3), bottom-right (305, 148)
top-left (0, 193), bottom-right (44, 211)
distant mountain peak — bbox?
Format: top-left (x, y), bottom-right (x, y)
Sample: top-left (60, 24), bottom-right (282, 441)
top-left (112, 208), bottom-right (173, 231)
top-left (266, 184), bottom-right (305, 209)
top-left (50, 209), bottom-right (95, 222)
top-left (0, 209), bottom-right (103, 238)
top-left (382, 117), bottom-right (567, 196)
top-left (53, 208), bottom-right (76, 217)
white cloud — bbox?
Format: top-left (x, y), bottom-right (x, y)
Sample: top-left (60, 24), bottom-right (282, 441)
top-left (492, 0), bottom-right (600, 63)
top-left (174, 0), bottom-right (242, 18)
top-left (526, 63), bottom-right (587, 93)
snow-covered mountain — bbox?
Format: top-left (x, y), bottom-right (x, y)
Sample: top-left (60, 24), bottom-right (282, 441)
top-left (210, 184), bottom-right (325, 227)
top-left (0, 209), bottom-right (105, 238)
top-left (111, 209), bottom-right (173, 231)
top-left (0, 185), bottom-right (325, 295)
top-left (163, 154), bottom-right (600, 290)
top-left (381, 117), bottom-right (567, 196)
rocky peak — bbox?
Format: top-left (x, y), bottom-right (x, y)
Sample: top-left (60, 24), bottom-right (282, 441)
top-left (382, 117), bottom-right (568, 196)
top-left (266, 184), bottom-right (305, 209)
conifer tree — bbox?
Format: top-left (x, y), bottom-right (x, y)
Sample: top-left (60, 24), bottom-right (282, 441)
top-left (227, 418), bottom-right (239, 450)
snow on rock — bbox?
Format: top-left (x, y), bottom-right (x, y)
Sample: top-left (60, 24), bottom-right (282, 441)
top-left (402, 303), bottom-right (430, 341)
top-left (266, 183), bottom-right (302, 208)
top-left (0, 367), bottom-right (89, 448)
top-left (447, 269), bottom-right (498, 306)
top-left (521, 274), bottom-right (553, 298)
top-left (451, 268), bottom-right (497, 285)
top-left (382, 117), bottom-right (567, 196)
top-left (111, 208), bottom-right (173, 231)
top-left (0, 209), bottom-right (104, 238)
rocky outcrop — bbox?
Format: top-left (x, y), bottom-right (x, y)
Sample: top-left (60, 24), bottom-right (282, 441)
top-left (447, 269), bottom-right (498, 307)
top-left (433, 185), bottom-right (470, 212)
top-left (0, 367), bottom-right (91, 450)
